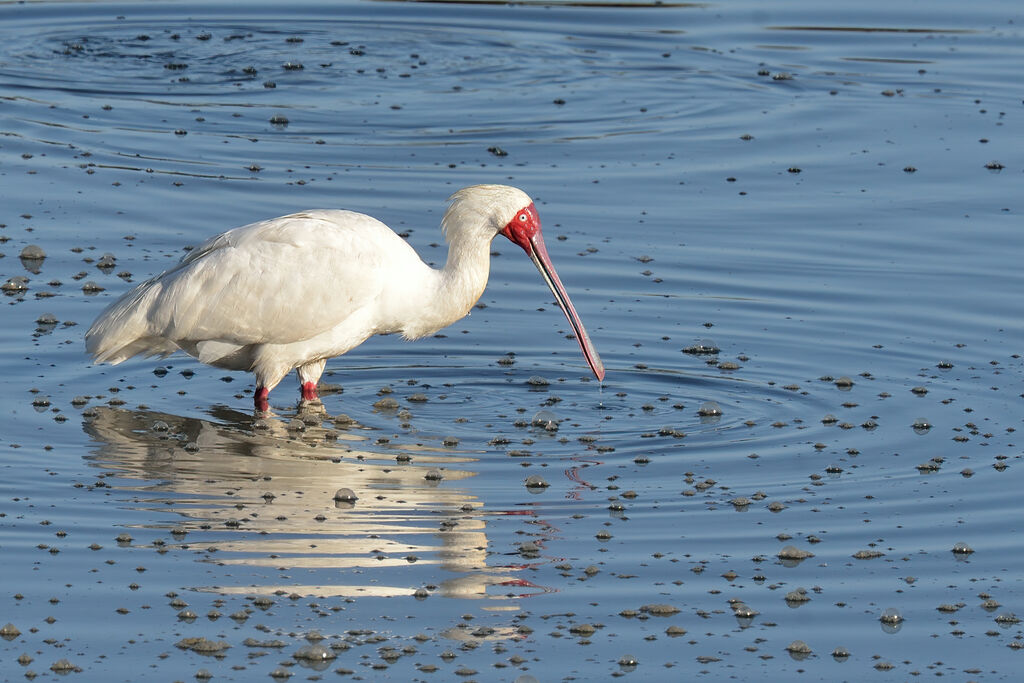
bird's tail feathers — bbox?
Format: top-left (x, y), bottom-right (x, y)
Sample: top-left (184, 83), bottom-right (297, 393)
top-left (89, 336), bottom-right (180, 364)
top-left (85, 280), bottom-right (177, 364)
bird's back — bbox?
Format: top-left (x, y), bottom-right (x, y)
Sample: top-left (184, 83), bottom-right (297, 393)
top-left (86, 209), bottom-right (427, 365)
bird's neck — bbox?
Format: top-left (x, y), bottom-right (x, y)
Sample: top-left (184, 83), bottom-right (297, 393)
top-left (439, 234), bottom-right (492, 322)
top-left (397, 234), bottom-right (492, 340)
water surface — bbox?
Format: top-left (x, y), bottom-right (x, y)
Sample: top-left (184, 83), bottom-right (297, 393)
top-left (1, 0), bottom-right (1022, 680)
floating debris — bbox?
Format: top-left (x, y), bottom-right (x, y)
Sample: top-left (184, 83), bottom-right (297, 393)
top-left (777, 545), bottom-right (814, 561)
top-left (175, 637), bottom-right (231, 653)
top-left (879, 608), bottom-right (903, 624)
top-left (293, 644), bottom-right (336, 662)
top-left (683, 340), bottom-right (719, 355)
top-left (531, 410), bottom-right (559, 431)
top-left (731, 602), bottom-right (760, 618)
top-left (1, 277), bottom-right (29, 293)
top-left (640, 603), bottom-right (679, 616)
top-left (50, 659), bottom-right (79, 673)
top-left (697, 401), bottom-right (722, 417)
top-left (569, 623), bottom-right (596, 636)
top-left (333, 487), bottom-right (358, 502)
top-left (19, 244), bottom-right (46, 260)
top-left (524, 474), bottom-right (549, 490)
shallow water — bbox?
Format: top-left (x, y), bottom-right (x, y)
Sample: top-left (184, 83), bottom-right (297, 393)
top-left (2, 0), bottom-right (1023, 680)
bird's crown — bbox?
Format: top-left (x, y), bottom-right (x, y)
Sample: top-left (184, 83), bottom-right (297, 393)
top-left (441, 184), bottom-right (533, 243)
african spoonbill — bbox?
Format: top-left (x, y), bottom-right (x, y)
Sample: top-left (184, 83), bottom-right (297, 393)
top-left (86, 185), bottom-right (605, 411)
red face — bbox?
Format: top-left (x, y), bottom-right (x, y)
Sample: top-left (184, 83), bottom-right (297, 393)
top-left (500, 202), bottom-right (541, 255)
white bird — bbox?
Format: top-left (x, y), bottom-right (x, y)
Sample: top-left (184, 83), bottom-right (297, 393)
top-left (86, 184), bottom-right (605, 411)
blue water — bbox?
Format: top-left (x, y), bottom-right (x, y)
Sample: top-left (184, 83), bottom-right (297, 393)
top-left (1, 0), bottom-right (1023, 680)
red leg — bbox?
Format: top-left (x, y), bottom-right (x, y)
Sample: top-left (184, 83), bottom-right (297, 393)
top-left (301, 381), bottom-right (318, 401)
top-left (254, 386), bottom-right (270, 412)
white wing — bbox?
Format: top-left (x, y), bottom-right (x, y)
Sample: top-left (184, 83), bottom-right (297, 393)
top-left (86, 210), bottom-right (422, 363)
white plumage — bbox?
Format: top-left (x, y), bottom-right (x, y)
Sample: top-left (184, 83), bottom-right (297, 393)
top-left (86, 184), bottom-right (605, 411)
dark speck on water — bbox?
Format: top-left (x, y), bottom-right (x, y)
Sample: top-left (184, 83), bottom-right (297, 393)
top-left (2, 0), bottom-right (1024, 680)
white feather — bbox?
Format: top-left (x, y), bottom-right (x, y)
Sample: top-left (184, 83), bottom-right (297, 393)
top-left (86, 186), bottom-right (535, 394)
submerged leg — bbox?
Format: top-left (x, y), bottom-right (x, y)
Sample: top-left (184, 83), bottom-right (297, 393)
top-left (251, 351), bottom-right (292, 412)
top-left (301, 381), bottom-right (318, 400)
top-left (297, 359), bottom-right (327, 402)
top-left (254, 386), bottom-right (270, 412)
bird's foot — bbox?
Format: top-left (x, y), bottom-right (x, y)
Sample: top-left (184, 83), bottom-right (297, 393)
top-left (300, 381), bottom-right (319, 401)
top-left (254, 387), bottom-right (270, 413)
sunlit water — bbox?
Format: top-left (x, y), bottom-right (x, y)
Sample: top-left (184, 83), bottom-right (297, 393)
top-left (2, 0), bottom-right (1023, 680)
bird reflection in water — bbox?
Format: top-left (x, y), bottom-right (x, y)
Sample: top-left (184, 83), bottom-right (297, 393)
top-left (81, 404), bottom-right (550, 602)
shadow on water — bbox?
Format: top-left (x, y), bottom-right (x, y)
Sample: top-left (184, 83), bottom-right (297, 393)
top-left (80, 404), bottom-right (548, 600)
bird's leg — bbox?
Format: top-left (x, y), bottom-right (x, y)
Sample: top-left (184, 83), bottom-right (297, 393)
top-left (254, 387), bottom-right (270, 412)
top-left (297, 359), bottom-right (326, 403)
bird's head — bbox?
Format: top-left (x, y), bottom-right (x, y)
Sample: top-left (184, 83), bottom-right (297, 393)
top-left (498, 201), bottom-right (542, 255)
top-left (442, 184), bottom-right (605, 382)
top-left (441, 184), bottom-right (535, 244)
